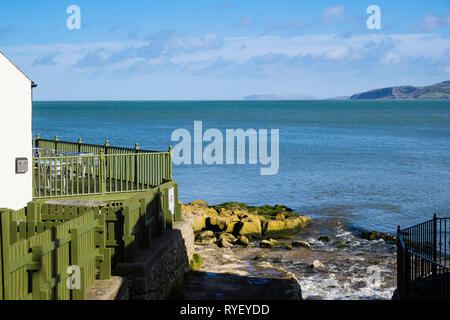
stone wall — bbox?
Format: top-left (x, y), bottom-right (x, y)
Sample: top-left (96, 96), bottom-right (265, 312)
top-left (113, 218), bottom-right (194, 300)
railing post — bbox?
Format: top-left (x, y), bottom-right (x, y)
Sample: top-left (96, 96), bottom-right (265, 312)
top-left (100, 149), bottom-right (106, 195)
top-left (168, 146), bottom-right (173, 181)
top-left (397, 226), bottom-right (405, 300)
top-left (432, 213), bottom-right (437, 276)
top-left (54, 136), bottom-right (59, 154)
top-left (77, 138), bottom-right (82, 154)
top-left (134, 143), bottom-right (139, 188)
top-left (104, 140), bottom-right (110, 155)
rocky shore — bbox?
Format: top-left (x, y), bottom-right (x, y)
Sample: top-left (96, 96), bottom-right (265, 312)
top-left (177, 200), bottom-right (398, 300)
top-left (182, 200), bottom-right (312, 246)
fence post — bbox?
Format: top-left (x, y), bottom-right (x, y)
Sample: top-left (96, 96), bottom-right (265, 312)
top-left (96, 213), bottom-right (111, 280)
top-left (174, 183), bottom-right (181, 222)
top-left (54, 136), bottom-right (59, 153)
top-left (100, 149), bottom-right (106, 194)
top-left (432, 214), bottom-right (437, 277)
top-left (31, 246), bottom-right (45, 300)
top-left (162, 188), bottom-right (173, 230)
top-left (121, 205), bottom-right (135, 262)
top-left (70, 228), bottom-right (85, 300)
top-left (77, 138), bottom-right (82, 154)
top-left (0, 209), bottom-right (11, 300)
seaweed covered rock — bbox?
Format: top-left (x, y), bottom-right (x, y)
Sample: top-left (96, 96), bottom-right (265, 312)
top-left (260, 239), bottom-right (292, 249)
top-left (263, 216), bottom-right (312, 238)
top-left (182, 200), bottom-right (219, 232)
top-left (237, 217), bottom-right (263, 238)
top-left (213, 202), bottom-right (300, 220)
top-left (183, 200), bottom-right (312, 243)
top-left (360, 231), bottom-right (397, 242)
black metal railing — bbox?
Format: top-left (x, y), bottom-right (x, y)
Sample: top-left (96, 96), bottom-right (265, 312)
top-left (397, 215), bottom-right (450, 300)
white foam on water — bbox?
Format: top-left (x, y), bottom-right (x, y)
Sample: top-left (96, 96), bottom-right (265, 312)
top-left (284, 220), bottom-right (397, 300)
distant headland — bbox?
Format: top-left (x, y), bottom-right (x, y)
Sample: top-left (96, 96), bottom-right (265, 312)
top-left (350, 80), bottom-right (450, 100)
top-left (243, 80), bottom-right (450, 101)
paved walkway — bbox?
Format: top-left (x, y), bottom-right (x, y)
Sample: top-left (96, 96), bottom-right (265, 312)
top-left (183, 244), bottom-right (303, 300)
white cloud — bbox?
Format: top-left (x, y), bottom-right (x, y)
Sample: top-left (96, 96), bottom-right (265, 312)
top-left (4, 32), bottom-right (450, 99)
top-left (321, 6), bottom-right (346, 23)
top-left (413, 14), bottom-right (450, 32)
top-left (325, 46), bottom-right (350, 60)
top-left (381, 52), bottom-right (402, 65)
top-left (414, 14), bottom-right (441, 32)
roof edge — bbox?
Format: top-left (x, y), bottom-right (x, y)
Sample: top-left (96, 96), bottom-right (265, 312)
top-left (0, 50), bottom-right (35, 85)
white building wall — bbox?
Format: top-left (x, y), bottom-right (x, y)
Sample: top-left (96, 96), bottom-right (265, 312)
top-left (0, 53), bottom-right (33, 210)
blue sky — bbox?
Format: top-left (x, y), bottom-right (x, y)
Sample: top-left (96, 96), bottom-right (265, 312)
top-left (1, 0), bottom-right (449, 100)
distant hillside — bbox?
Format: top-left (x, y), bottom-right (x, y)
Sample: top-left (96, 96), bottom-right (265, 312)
top-left (350, 81), bottom-right (450, 100)
top-left (243, 94), bottom-right (317, 101)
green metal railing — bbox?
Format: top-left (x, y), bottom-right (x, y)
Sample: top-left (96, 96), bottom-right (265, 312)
top-left (33, 136), bottom-right (172, 199)
top-left (33, 135), bottom-right (160, 155)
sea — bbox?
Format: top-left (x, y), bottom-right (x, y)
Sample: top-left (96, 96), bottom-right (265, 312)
top-left (33, 100), bottom-right (450, 234)
top-left (33, 100), bottom-right (450, 300)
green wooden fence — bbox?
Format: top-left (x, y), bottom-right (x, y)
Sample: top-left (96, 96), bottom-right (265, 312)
top-left (0, 209), bottom-right (108, 300)
top-left (0, 181), bottom-right (182, 300)
top-left (37, 181), bottom-right (181, 264)
top-left (33, 136), bottom-right (172, 199)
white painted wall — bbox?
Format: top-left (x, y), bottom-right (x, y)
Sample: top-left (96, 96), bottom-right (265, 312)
top-left (0, 52), bottom-right (33, 210)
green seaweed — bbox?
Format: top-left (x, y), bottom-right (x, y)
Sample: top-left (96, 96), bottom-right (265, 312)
top-left (190, 252), bottom-right (203, 271)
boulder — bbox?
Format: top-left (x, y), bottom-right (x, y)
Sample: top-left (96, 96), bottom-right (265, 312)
top-left (318, 235), bottom-right (331, 243)
top-left (207, 214), bottom-right (240, 233)
top-left (311, 260), bottom-right (325, 269)
top-left (199, 237), bottom-right (216, 245)
top-left (260, 239), bottom-right (292, 249)
top-left (217, 238), bottom-right (233, 248)
top-left (189, 200), bottom-right (209, 208)
top-left (237, 217), bottom-right (263, 238)
top-left (197, 230), bottom-right (214, 240)
top-left (334, 240), bottom-right (348, 248)
top-left (263, 216), bottom-right (311, 238)
top-left (360, 231), bottom-right (397, 242)
top-left (196, 230), bottom-right (216, 245)
top-left (291, 241), bottom-right (311, 249)
top-left (238, 235), bottom-right (249, 246)
top-left (219, 232), bottom-right (237, 243)
top-left (192, 215), bottom-right (206, 232)
top-left (182, 201), bottom-right (218, 232)
top-left (253, 254), bottom-right (268, 261)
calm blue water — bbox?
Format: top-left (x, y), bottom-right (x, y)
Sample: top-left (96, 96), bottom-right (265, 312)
top-left (33, 100), bottom-right (450, 233)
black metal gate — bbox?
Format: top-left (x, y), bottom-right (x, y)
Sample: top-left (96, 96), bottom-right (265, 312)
top-left (397, 215), bottom-right (450, 300)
